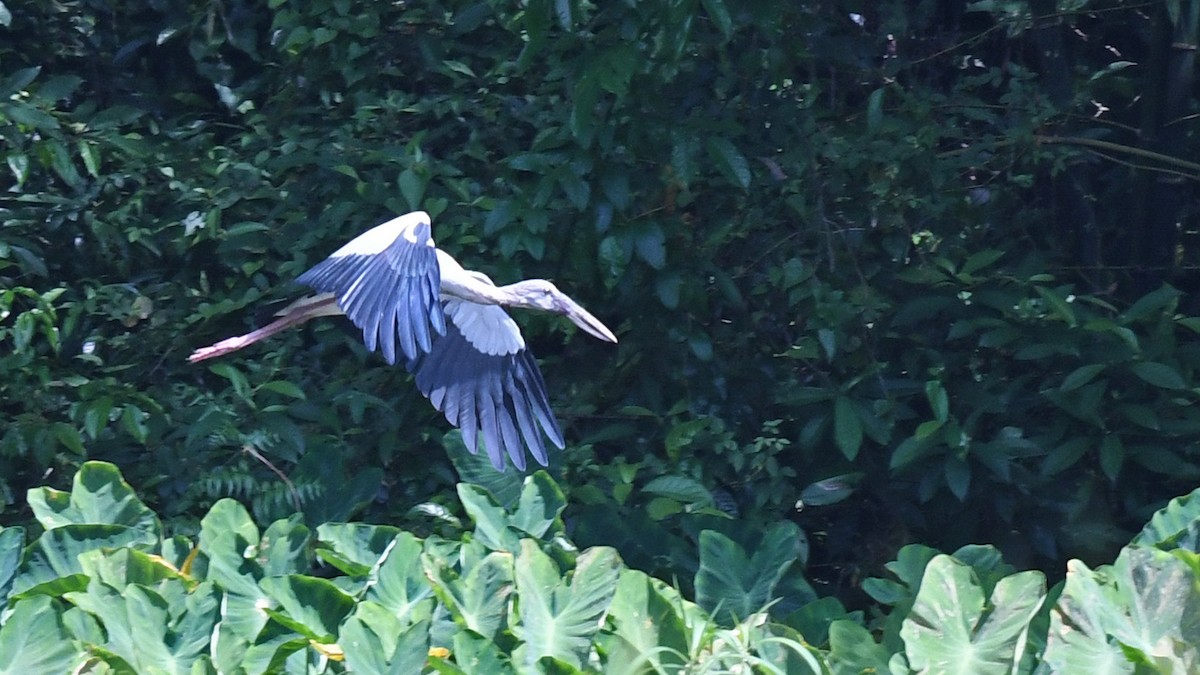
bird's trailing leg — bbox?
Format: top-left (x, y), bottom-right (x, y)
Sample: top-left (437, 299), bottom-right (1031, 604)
top-left (187, 294), bottom-right (340, 363)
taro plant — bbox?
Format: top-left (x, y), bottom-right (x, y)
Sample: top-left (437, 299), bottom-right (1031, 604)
top-left (4, 461), bottom-right (1200, 673)
top-left (0, 462), bottom-right (819, 674)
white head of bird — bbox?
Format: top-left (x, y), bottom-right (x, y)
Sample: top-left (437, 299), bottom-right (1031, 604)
top-left (498, 279), bottom-right (619, 344)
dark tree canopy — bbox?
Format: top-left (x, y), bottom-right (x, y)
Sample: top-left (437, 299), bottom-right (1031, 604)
top-left (4, 0), bottom-right (1200, 610)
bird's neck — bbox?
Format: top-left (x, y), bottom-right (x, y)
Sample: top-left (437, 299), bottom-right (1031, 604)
top-left (458, 283), bottom-right (521, 307)
top-left (436, 249), bottom-right (521, 306)
top-left (438, 274), bottom-right (523, 307)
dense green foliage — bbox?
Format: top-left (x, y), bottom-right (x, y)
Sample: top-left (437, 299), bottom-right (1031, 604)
top-left (5, 0), bottom-right (1200, 669)
top-left (3, 462), bottom-right (1200, 672)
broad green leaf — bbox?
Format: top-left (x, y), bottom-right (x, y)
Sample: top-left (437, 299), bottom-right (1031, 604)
top-left (1035, 286), bottom-right (1078, 326)
top-left (458, 484), bottom-right (521, 553)
top-left (925, 380), bottom-right (949, 423)
top-left (78, 547), bottom-right (182, 589)
top-left (366, 532), bottom-right (435, 623)
top-left (208, 362), bottom-right (252, 401)
top-left (705, 137), bottom-right (750, 189)
top-left (1131, 486), bottom-right (1200, 550)
top-left (1100, 436), bottom-right (1125, 483)
top-left (398, 168), bottom-right (426, 212)
top-left (236, 619), bottom-right (309, 675)
top-left (82, 396), bottom-right (114, 439)
top-left (26, 460), bottom-right (159, 537)
top-left (65, 578), bottom-right (219, 673)
top-left (3, 103), bottom-right (58, 131)
top-left (52, 422), bottom-right (84, 456)
top-left (484, 201), bottom-right (516, 235)
top-left (198, 500), bottom-right (258, 566)
top-left (867, 544), bottom-right (943, 602)
top-left (1044, 547), bottom-right (1200, 672)
top-left (436, 631), bottom-right (516, 675)
top-left (828, 620), bottom-right (891, 674)
top-left (1060, 364), bottom-right (1106, 392)
top-left (867, 87), bottom-right (885, 130)
top-left (595, 570), bottom-right (689, 675)
top-left (642, 475), bottom-right (714, 507)
top-left (589, 43), bottom-right (638, 95)
top-left (0, 66), bottom-right (39, 99)
top-left (259, 516), bottom-right (312, 577)
top-left (695, 522), bottom-right (802, 625)
top-left (559, 172), bottom-right (591, 210)
top-left (570, 76), bottom-right (601, 143)
top-left (518, 0), bottom-right (550, 68)
top-left (655, 272), bottom-right (682, 309)
top-left (834, 397), bottom-right (863, 460)
top-left (634, 226), bottom-right (666, 269)
top-left (599, 172), bottom-right (631, 210)
top-left (425, 550), bottom-right (513, 640)
top-left (6, 152), bottom-right (28, 187)
top-left (671, 134), bottom-right (699, 185)
top-left (960, 249), bottom-right (1006, 275)
top-left (15, 525), bottom-right (156, 596)
top-left (798, 473), bottom-right (862, 508)
top-left (198, 500), bottom-right (271, 640)
top-left (40, 76), bottom-right (84, 102)
top-left (0, 596), bottom-right (78, 674)
top-left (755, 622), bottom-right (827, 674)
top-left (0, 527), bottom-right (23, 604)
top-left (512, 542), bottom-right (621, 669)
top-left (1043, 438), bottom-right (1089, 476)
top-left (786, 598), bottom-right (848, 650)
top-left (341, 606), bottom-right (429, 675)
top-left (900, 556), bottom-right (1046, 674)
top-left (316, 522), bottom-right (403, 576)
top-left (890, 436), bottom-right (934, 471)
top-left (78, 139), bottom-right (100, 177)
top-left (511, 471), bottom-right (567, 540)
top-left (256, 380), bottom-right (307, 400)
top-left (1122, 285), bottom-right (1180, 323)
top-left (446, 431), bottom-right (526, 509)
top-left (1129, 361), bottom-right (1187, 390)
top-left (260, 575), bottom-right (355, 641)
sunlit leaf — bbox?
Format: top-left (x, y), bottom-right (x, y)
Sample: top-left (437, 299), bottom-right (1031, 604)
top-left (901, 556), bottom-right (1045, 674)
top-left (0, 596), bottom-right (77, 673)
top-left (512, 542), bottom-right (620, 669)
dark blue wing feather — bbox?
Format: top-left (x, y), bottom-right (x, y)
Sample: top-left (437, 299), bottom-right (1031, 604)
top-left (407, 309), bottom-right (562, 471)
top-left (296, 219), bottom-right (444, 364)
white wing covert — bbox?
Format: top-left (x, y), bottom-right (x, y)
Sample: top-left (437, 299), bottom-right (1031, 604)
top-left (295, 213), bottom-right (445, 364)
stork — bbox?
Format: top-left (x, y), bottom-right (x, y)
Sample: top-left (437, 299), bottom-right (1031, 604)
top-left (188, 211), bottom-right (617, 471)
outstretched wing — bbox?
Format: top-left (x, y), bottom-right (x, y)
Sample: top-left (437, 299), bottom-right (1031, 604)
top-left (296, 211), bottom-right (445, 364)
top-left (406, 299), bottom-right (565, 471)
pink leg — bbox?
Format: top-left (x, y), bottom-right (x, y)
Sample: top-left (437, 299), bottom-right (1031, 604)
top-left (187, 296), bottom-right (338, 363)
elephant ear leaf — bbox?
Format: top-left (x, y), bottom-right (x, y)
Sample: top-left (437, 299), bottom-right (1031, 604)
top-left (0, 596), bottom-right (77, 673)
top-left (901, 555), bottom-right (1045, 674)
top-left (694, 521), bottom-right (802, 625)
top-left (512, 542), bottom-right (622, 669)
top-left (27, 461), bottom-right (160, 537)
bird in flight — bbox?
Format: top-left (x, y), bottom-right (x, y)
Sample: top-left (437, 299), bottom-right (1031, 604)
top-left (188, 211), bottom-right (617, 471)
